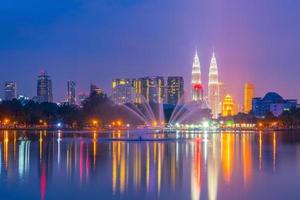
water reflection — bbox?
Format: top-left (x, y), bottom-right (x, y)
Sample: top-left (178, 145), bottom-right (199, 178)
top-left (0, 130), bottom-right (299, 200)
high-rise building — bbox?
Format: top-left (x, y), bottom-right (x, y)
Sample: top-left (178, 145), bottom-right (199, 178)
top-left (140, 76), bottom-right (165, 104)
top-left (166, 76), bottom-right (184, 105)
top-left (67, 81), bottom-right (76, 105)
top-left (112, 78), bottom-right (134, 104)
top-left (222, 95), bottom-right (235, 117)
top-left (90, 84), bottom-right (103, 95)
top-left (191, 50), bottom-right (203, 102)
top-left (78, 93), bottom-right (89, 106)
top-left (208, 52), bottom-right (221, 118)
top-left (4, 81), bottom-right (17, 100)
top-left (244, 83), bottom-right (255, 113)
top-left (132, 79), bottom-right (142, 104)
top-left (37, 71), bottom-right (53, 103)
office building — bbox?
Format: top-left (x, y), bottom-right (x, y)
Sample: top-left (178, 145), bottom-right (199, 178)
top-left (90, 84), bottom-right (103, 95)
top-left (208, 52), bottom-right (221, 118)
top-left (112, 78), bottom-right (134, 104)
top-left (4, 81), bottom-right (17, 100)
top-left (166, 76), bottom-right (184, 105)
top-left (191, 50), bottom-right (203, 102)
top-left (140, 76), bottom-right (165, 104)
top-left (244, 83), bottom-right (255, 113)
top-left (67, 81), bottom-right (76, 104)
top-left (37, 71), bottom-right (53, 103)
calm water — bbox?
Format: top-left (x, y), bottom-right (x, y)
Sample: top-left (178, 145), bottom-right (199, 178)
top-left (0, 130), bottom-right (300, 200)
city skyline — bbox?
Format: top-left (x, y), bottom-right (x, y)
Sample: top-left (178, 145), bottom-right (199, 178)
top-left (1, 1), bottom-right (300, 103)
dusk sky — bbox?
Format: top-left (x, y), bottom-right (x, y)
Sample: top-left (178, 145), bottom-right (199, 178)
top-left (1, 0), bottom-right (300, 104)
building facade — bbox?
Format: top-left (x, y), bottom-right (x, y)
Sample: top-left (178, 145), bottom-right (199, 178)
top-left (112, 78), bottom-right (134, 104)
top-left (166, 76), bottom-right (184, 105)
top-left (191, 50), bottom-right (203, 102)
top-left (78, 93), bottom-right (89, 106)
top-left (67, 81), bottom-right (76, 104)
top-left (244, 83), bottom-right (255, 113)
top-left (37, 72), bottom-right (53, 103)
top-left (208, 52), bottom-right (221, 118)
top-left (90, 84), bottom-right (103, 95)
top-left (222, 95), bottom-right (235, 117)
top-left (4, 81), bottom-right (17, 100)
top-left (132, 79), bottom-right (142, 104)
top-left (140, 76), bottom-right (165, 104)
top-left (252, 92), bottom-right (297, 118)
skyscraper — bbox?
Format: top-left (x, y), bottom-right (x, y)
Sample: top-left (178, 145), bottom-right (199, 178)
top-left (78, 93), bottom-right (88, 106)
top-left (67, 81), bottom-right (76, 105)
top-left (37, 71), bottom-right (53, 103)
top-left (222, 95), bottom-right (235, 117)
top-left (167, 76), bottom-right (184, 105)
top-left (191, 50), bottom-right (203, 102)
top-left (112, 78), bottom-right (134, 104)
top-left (244, 83), bottom-right (255, 113)
top-left (132, 78), bottom-right (142, 104)
top-left (141, 76), bottom-right (165, 104)
top-left (208, 52), bottom-right (221, 118)
top-left (4, 81), bottom-right (17, 100)
top-left (90, 84), bottom-right (103, 95)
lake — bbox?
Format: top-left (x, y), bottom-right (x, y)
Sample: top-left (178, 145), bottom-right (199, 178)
top-left (0, 130), bottom-right (300, 200)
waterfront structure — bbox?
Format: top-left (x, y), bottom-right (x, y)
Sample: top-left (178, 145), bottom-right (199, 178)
top-left (252, 92), bottom-right (297, 118)
top-left (222, 95), bottom-right (235, 117)
top-left (67, 81), bottom-right (76, 104)
top-left (244, 83), bottom-right (255, 113)
top-left (37, 71), bottom-right (53, 103)
top-left (112, 78), bottom-right (134, 104)
top-left (166, 76), bottom-right (184, 105)
top-left (90, 84), bottom-right (103, 95)
top-left (191, 50), bottom-right (203, 102)
top-left (140, 76), bottom-right (165, 104)
top-left (208, 52), bottom-right (221, 118)
top-left (4, 81), bottom-right (17, 100)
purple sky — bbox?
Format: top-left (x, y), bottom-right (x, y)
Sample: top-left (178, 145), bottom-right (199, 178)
top-left (1, 0), bottom-right (300, 104)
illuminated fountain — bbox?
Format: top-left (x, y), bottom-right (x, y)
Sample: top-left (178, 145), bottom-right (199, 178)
top-left (120, 93), bottom-right (211, 130)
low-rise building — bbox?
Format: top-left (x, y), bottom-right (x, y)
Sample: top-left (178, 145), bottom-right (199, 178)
top-left (252, 92), bottom-right (297, 118)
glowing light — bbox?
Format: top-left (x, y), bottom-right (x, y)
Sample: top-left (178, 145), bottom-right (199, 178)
top-left (152, 121), bottom-right (158, 127)
top-left (202, 121), bottom-right (210, 129)
top-left (56, 123), bottom-right (62, 128)
top-left (116, 120), bottom-right (122, 126)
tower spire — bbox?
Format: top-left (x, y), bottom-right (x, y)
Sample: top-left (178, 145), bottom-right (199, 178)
top-left (191, 49), bottom-right (203, 102)
top-left (208, 51), bottom-right (221, 118)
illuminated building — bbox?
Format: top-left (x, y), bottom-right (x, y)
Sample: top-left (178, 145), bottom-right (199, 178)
top-left (244, 83), bottom-right (255, 113)
top-left (4, 81), bottom-right (17, 100)
top-left (208, 52), bottom-right (221, 118)
top-left (191, 50), bottom-right (203, 102)
top-left (132, 79), bottom-right (142, 103)
top-left (37, 71), bottom-right (53, 103)
top-left (140, 76), bottom-right (165, 104)
top-left (252, 92), bottom-right (297, 118)
top-left (90, 84), bottom-right (103, 95)
top-left (112, 78), bottom-right (134, 104)
top-left (166, 76), bottom-right (184, 105)
top-left (67, 81), bottom-right (76, 104)
top-left (222, 95), bottom-right (235, 117)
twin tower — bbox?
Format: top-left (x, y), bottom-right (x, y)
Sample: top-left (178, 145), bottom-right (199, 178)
top-left (191, 50), bottom-right (221, 119)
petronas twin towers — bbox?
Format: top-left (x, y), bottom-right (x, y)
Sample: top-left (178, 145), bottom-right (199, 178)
top-left (191, 50), bottom-right (221, 118)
